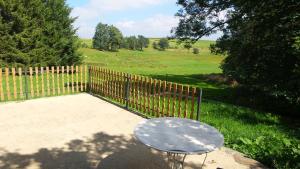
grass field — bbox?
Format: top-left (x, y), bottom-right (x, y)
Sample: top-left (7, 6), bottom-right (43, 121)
top-left (79, 39), bottom-right (300, 169)
top-left (81, 39), bottom-right (223, 88)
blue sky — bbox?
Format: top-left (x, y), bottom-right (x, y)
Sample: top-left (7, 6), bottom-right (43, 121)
top-left (67, 0), bottom-right (221, 40)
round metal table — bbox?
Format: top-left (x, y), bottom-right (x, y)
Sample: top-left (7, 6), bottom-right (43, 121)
top-left (134, 117), bottom-right (224, 169)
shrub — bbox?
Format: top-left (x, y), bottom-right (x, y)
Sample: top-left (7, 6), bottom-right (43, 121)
top-left (158, 38), bottom-right (169, 50)
top-left (152, 42), bottom-right (158, 49)
top-left (184, 43), bottom-right (192, 51)
top-left (193, 48), bottom-right (200, 54)
top-left (81, 43), bottom-right (89, 48)
top-left (233, 135), bottom-right (300, 169)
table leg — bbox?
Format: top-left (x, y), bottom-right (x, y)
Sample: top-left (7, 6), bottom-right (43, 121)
top-left (200, 153), bottom-right (208, 169)
top-left (167, 152), bottom-right (208, 169)
top-left (167, 153), bottom-right (187, 169)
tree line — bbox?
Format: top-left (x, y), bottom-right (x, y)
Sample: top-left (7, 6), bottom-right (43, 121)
top-left (0, 0), bottom-right (82, 67)
top-left (92, 22), bottom-right (150, 51)
top-left (121, 35), bottom-right (150, 51)
top-left (93, 25), bottom-right (202, 54)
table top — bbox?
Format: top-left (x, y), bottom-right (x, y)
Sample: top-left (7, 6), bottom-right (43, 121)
top-left (134, 117), bottom-right (224, 154)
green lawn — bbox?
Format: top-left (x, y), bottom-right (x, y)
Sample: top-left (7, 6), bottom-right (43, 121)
top-left (80, 39), bottom-right (300, 169)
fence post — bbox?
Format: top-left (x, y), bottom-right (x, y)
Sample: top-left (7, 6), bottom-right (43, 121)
top-left (196, 88), bottom-right (202, 121)
top-left (24, 67), bottom-right (29, 100)
top-left (88, 66), bottom-right (92, 94)
top-left (125, 73), bottom-right (131, 110)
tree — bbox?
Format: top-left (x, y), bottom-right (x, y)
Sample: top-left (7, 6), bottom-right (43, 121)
top-left (127, 36), bottom-right (137, 50)
top-left (137, 35), bottom-right (149, 51)
top-left (152, 42), bottom-right (158, 49)
top-left (158, 38), bottom-right (169, 50)
top-left (144, 38), bottom-right (150, 48)
top-left (0, 0), bottom-right (82, 67)
top-left (81, 43), bottom-right (89, 48)
top-left (93, 23), bottom-right (110, 50)
top-left (108, 25), bottom-right (123, 51)
top-left (120, 38), bottom-right (129, 49)
top-left (93, 23), bottom-right (123, 51)
top-left (174, 0), bottom-right (300, 108)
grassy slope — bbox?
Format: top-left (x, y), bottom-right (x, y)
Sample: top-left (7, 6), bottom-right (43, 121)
top-left (80, 39), bottom-right (299, 168)
top-left (81, 39), bottom-right (222, 88)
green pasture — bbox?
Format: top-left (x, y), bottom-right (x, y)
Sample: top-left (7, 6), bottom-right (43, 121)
top-left (81, 39), bottom-right (222, 88)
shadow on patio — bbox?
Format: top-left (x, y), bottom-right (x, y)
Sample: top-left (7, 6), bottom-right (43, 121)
top-left (0, 94), bottom-right (266, 169)
top-left (0, 132), bottom-right (201, 169)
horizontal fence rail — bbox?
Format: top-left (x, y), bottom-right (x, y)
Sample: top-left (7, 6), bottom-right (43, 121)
top-left (89, 66), bottom-right (202, 120)
top-left (0, 65), bottom-right (88, 102)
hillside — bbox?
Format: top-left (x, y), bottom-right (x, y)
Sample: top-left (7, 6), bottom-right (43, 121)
top-left (80, 39), bottom-right (224, 89)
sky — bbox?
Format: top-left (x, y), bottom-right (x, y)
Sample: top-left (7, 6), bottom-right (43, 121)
top-left (67, 0), bottom-right (222, 40)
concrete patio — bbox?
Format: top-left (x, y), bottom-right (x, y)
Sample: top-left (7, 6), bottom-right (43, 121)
top-left (0, 94), bottom-right (265, 169)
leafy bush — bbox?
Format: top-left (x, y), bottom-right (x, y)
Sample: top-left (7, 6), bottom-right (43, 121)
top-left (81, 43), bottom-right (89, 48)
top-left (233, 136), bottom-right (300, 169)
top-left (120, 35), bottom-right (149, 51)
top-left (152, 42), bottom-right (158, 49)
top-left (158, 38), bottom-right (169, 50)
top-left (184, 43), bottom-right (192, 51)
top-left (202, 101), bottom-right (300, 169)
top-left (193, 48), bottom-right (200, 54)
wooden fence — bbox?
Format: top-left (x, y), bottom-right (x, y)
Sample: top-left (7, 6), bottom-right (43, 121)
top-left (89, 66), bottom-right (202, 120)
top-left (0, 65), bottom-right (88, 101)
top-left (0, 65), bottom-right (202, 120)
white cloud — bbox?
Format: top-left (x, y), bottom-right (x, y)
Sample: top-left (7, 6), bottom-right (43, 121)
top-left (115, 15), bottom-right (179, 37)
top-left (71, 0), bottom-right (172, 38)
top-left (75, 22), bottom-right (96, 39)
top-left (70, 0), bottom-right (222, 40)
top-left (115, 15), bottom-right (222, 40)
top-left (89, 0), bottom-right (169, 11)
